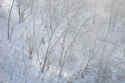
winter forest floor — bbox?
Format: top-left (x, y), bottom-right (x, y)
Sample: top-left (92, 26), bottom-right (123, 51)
top-left (0, 0), bottom-right (125, 83)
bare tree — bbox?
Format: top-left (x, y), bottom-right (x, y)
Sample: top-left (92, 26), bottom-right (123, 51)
top-left (8, 0), bottom-right (14, 41)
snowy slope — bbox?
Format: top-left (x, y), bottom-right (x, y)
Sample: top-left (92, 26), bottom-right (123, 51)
top-left (0, 0), bottom-right (125, 83)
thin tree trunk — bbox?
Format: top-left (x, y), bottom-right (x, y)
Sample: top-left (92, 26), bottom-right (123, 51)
top-left (8, 0), bottom-right (14, 41)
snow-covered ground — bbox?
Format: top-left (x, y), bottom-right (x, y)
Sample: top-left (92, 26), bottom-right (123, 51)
top-left (0, 0), bottom-right (125, 83)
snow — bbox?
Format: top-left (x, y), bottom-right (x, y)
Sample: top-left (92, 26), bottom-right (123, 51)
top-left (0, 0), bottom-right (125, 83)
